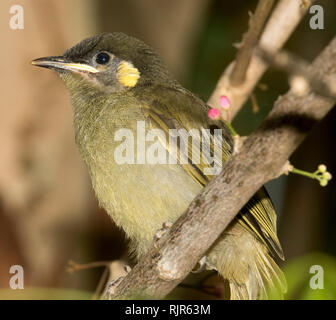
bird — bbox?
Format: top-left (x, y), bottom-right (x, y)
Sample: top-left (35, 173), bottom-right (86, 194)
top-left (32, 32), bottom-right (286, 299)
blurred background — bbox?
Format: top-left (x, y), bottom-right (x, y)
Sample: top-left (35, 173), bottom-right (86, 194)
top-left (0, 0), bottom-right (335, 299)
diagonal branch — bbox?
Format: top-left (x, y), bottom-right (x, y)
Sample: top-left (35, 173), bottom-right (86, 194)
top-left (207, 0), bottom-right (315, 121)
top-left (256, 47), bottom-right (336, 100)
top-left (108, 36), bottom-right (336, 299)
top-left (230, 0), bottom-right (275, 86)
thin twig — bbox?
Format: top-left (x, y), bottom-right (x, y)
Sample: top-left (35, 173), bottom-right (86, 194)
top-left (66, 259), bottom-right (111, 273)
top-left (256, 47), bottom-right (336, 99)
top-left (207, 0), bottom-right (315, 121)
top-left (230, 0), bottom-right (275, 86)
top-left (92, 267), bottom-right (110, 300)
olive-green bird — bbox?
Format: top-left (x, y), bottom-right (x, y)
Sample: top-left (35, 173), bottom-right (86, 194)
top-left (32, 32), bottom-right (286, 299)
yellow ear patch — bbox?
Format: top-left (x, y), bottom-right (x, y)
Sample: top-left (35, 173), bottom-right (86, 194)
top-left (117, 61), bottom-right (140, 87)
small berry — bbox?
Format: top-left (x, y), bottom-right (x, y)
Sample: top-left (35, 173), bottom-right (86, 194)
top-left (324, 172), bottom-right (332, 180)
top-left (320, 180), bottom-right (327, 187)
top-left (219, 95), bottom-right (230, 110)
top-left (208, 108), bottom-right (220, 120)
top-left (318, 164), bottom-right (327, 172)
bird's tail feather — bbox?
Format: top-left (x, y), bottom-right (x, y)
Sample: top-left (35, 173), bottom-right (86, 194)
top-left (228, 245), bottom-right (287, 300)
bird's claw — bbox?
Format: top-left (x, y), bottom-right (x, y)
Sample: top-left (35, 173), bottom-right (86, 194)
top-left (153, 221), bottom-right (173, 245)
top-left (124, 265), bottom-right (132, 273)
top-left (233, 135), bottom-right (246, 154)
top-left (191, 256), bottom-right (207, 274)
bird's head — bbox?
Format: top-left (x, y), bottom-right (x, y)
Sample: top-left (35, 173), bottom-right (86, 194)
top-left (32, 32), bottom-right (175, 94)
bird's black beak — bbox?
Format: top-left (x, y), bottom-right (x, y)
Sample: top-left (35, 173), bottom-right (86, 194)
top-left (31, 56), bottom-right (99, 73)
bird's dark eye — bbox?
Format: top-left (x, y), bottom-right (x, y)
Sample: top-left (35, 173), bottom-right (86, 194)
top-left (95, 52), bottom-right (110, 65)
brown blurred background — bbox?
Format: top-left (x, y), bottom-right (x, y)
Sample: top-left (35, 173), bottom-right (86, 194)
top-left (0, 0), bottom-right (335, 299)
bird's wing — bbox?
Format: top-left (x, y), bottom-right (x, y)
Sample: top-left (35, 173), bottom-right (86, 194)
top-left (135, 84), bottom-right (284, 259)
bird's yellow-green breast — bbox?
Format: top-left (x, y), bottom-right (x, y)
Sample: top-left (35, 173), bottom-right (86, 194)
top-left (31, 32), bottom-right (286, 299)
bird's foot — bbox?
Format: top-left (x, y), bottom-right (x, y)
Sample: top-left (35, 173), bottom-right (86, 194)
top-left (232, 135), bottom-right (246, 154)
top-left (191, 256), bottom-right (207, 274)
top-left (124, 264), bottom-right (132, 273)
top-left (153, 221), bottom-right (173, 246)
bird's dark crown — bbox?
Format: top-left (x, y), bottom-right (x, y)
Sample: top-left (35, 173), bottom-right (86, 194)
top-left (63, 32), bottom-right (176, 89)
top-left (32, 32), bottom-right (178, 93)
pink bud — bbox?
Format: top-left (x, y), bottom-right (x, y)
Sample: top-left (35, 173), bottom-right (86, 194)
top-left (219, 95), bottom-right (230, 110)
top-left (208, 108), bottom-right (220, 120)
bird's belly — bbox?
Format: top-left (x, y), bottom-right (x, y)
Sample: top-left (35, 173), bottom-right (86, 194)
top-left (89, 161), bottom-right (202, 258)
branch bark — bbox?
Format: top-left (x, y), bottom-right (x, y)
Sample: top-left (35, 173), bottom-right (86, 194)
top-left (207, 0), bottom-right (315, 121)
top-left (230, 0), bottom-right (275, 86)
top-left (108, 36), bottom-right (336, 299)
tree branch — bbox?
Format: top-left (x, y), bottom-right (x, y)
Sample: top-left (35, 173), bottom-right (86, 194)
top-left (256, 47), bottom-right (336, 100)
top-left (230, 0), bottom-right (275, 86)
top-left (207, 0), bottom-right (315, 121)
top-left (107, 36), bottom-right (336, 299)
